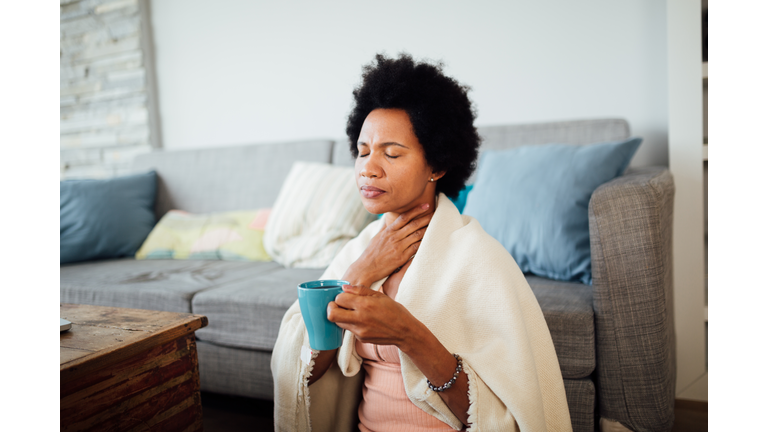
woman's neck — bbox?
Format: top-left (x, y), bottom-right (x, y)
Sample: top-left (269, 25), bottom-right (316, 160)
top-left (383, 194), bottom-right (438, 226)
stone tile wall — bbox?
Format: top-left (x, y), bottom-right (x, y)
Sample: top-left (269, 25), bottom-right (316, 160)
top-left (60, 0), bottom-right (159, 179)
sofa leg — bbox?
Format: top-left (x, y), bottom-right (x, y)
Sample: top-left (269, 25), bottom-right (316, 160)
top-left (600, 418), bottom-right (633, 432)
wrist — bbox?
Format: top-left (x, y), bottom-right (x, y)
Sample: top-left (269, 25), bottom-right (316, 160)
top-left (398, 314), bottom-right (431, 355)
top-left (342, 261), bottom-right (376, 288)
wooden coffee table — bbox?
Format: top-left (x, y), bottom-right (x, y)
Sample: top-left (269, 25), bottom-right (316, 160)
top-left (60, 304), bottom-right (208, 432)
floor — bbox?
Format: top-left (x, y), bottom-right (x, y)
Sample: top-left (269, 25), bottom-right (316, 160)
top-left (201, 391), bottom-right (708, 431)
top-left (201, 392), bottom-right (274, 432)
top-left (670, 399), bottom-right (708, 432)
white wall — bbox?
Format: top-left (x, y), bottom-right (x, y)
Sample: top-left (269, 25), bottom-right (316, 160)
top-left (667, 0), bottom-right (706, 401)
top-left (149, 0), bottom-right (668, 167)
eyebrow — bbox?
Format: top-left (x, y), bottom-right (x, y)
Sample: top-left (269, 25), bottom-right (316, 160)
top-left (357, 141), bottom-right (410, 150)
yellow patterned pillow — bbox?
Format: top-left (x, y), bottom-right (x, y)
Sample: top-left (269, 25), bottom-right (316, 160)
top-left (136, 209), bottom-right (272, 261)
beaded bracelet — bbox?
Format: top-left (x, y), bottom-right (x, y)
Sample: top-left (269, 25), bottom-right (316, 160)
top-left (427, 354), bottom-right (463, 392)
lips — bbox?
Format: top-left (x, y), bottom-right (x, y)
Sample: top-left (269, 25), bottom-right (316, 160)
top-left (360, 185), bottom-right (385, 199)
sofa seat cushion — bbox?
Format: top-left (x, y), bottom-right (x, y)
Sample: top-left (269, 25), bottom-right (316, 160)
top-left (191, 268), bottom-right (595, 379)
top-left (563, 378), bottom-right (596, 432)
top-left (60, 258), bottom-right (282, 313)
top-left (527, 276), bottom-right (595, 379)
top-left (191, 267), bottom-right (325, 350)
top-left (196, 340), bottom-right (275, 400)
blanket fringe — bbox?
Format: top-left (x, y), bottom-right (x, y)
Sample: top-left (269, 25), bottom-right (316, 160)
top-left (464, 364), bottom-right (479, 431)
top-left (299, 350), bottom-right (318, 431)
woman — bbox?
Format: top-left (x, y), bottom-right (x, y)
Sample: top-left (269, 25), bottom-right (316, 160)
top-left (272, 54), bottom-right (571, 432)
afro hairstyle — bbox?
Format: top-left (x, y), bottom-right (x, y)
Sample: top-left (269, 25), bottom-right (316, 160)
top-left (346, 53), bottom-right (481, 199)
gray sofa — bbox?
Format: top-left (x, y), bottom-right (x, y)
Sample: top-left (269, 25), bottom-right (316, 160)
top-left (60, 118), bottom-right (675, 432)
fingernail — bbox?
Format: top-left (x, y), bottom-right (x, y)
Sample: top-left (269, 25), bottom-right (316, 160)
top-left (422, 203), bottom-right (429, 209)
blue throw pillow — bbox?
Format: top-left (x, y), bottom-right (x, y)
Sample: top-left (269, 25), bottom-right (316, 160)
top-left (448, 184), bottom-right (474, 214)
top-left (60, 171), bottom-right (157, 264)
top-left (463, 138), bottom-right (642, 285)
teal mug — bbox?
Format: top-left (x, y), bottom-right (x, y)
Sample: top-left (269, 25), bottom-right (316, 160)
top-left (297, 280), bottom-right (349, 350)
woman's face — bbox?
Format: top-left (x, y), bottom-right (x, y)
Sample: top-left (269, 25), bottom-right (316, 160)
top-left (355, 108), bottom-right (442, 215)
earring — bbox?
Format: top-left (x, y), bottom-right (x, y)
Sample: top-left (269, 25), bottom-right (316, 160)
top-left (429, 177), bottom-right (434, 182)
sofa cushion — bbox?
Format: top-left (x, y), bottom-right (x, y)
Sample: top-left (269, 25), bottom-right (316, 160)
top-left (464, 138), bottom-right (642, 285)
top-left (191, 269), bottom-right (594, 379)
top-left (263, 161), bottom-right (377, 269)
top-left (60, 171), bottom-right (157, 264)
top-left (526, 276), bottom-right (595, 379)
top-left (196, 340), bottom-right (275, 400)
top-left (135, 209), bottom-right (272, 261)
top-left (191, 266), bottom-right (325, 350)
top-left (331, 139), bottom-right (355, 167)
top-left (60, 258), bottom-right (281, 313)
top-left (449, 184), bottom-right (474, 214)
top-left (563, 378), bottom-right (596, 432)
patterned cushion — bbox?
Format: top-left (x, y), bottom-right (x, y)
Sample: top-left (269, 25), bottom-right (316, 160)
top-left (136, 209), bottom-right (271, 261)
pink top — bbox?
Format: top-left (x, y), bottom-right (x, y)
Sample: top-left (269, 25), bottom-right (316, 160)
top-left (355, 339), bottom-right (455, 432)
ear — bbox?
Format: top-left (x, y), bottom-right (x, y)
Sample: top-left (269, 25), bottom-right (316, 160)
top-left (431, 170), bottom-right (447, 181)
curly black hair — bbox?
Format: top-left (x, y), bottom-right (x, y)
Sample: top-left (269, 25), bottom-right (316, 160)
top-left (346, 53), bottom-right (481, 199)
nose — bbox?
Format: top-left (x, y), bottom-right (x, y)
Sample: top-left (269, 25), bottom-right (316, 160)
top-left (358, 154), bottom-right (383, 179)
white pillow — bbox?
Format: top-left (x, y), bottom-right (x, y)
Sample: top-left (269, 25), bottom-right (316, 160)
top-left (263, 161), bottom-right (376, 268)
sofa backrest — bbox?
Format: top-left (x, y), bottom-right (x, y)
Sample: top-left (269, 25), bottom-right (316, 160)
top-left (470, 118), bottom-right (630, 182)
top-left (331, 118), bottom-right (630, 182)
top-left (331, 137), bottom-right (354, 167)
top-left (132, 140), bottom-right (334, 219)
top-left (133, 119), bottom-right (629, 219)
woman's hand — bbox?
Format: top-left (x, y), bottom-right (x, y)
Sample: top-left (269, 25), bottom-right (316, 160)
top-left (327, 285), bottom-right (418, 349)
top-left (327, 284), bottom-right (471, 426)
top-left (342, 203), bottom-right (433, 288)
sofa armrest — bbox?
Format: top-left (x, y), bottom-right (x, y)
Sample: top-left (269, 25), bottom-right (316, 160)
top-left (588, 167), bottom-right (675, 431)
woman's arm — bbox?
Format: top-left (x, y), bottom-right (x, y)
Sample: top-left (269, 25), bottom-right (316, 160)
top-left (307, 348), bottom-right (337, 386)
top-left (307, 204), bottom-right (433, 385)
top-left (400, 318), bottom-right (471, 426)
top-left (329, 285), bottom-right (471, 426)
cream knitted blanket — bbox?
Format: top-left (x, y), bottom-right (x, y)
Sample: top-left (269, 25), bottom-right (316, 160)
top-left (271, 194), bottom-right (572, 431)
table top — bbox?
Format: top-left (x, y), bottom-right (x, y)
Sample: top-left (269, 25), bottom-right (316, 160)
top-left (60, 304), bottom-right (208, 384)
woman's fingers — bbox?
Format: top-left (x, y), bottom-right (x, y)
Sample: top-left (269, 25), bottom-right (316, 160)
top-left (327, 301), bottom-right (356, 324)
top-left (341, 284), bottom-right (378, 296)
top-left (334, 286), bottom-right (380, 311)
top-left (329, 291), bottom-right (412, 346)
top-left (400, 211), bottom-right (432, 237)
top-left (390, 203), bottom-right (430, 230)
top-left (406, 239), bottom-right (422, 256)
top-left (333, 292), bottom-right (358, 309)
top-left (399, 217), bottom-right (430, 253)
top-left (405, 225), bottom-right (427, 242)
